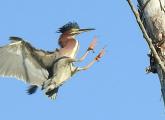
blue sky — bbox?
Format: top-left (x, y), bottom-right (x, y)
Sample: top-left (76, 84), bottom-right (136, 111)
top-left (0, 0), bottom-right (164, 120)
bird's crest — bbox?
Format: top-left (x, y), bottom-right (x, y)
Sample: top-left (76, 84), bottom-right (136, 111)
top-left (57, 22), bottom-right (80, 33)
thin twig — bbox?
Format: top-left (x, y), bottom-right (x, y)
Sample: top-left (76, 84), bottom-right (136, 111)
top-left (127, 0), bottom-right (165, 73)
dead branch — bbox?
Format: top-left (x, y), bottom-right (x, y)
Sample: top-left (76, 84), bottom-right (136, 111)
top-left (127, 0), bottom-right (165, 73)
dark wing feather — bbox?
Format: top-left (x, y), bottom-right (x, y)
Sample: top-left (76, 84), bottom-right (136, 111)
top-left (0, 37), bottom-right (49, 86)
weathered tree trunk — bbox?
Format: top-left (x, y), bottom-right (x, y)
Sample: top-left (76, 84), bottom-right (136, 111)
top-left (137, 0), bottom-right (165, 105)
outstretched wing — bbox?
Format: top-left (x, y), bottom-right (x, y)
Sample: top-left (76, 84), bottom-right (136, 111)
top-left (0, 37), bottom-right (49, 86)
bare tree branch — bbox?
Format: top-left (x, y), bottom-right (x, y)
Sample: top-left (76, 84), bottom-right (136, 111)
top-left (127, 0), bottom-right (165, 107)
top-left (127, 0), bottom-right (165, 73)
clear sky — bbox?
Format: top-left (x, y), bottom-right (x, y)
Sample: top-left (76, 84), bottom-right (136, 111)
top-left (0, 0), bottom-right (164, 120)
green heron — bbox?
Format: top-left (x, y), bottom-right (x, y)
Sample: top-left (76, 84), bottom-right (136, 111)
top-left (0, 22), bottom-right (105, 99)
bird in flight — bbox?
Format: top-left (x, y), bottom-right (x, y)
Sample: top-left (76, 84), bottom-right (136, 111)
top-left (0, 22), bottom-right (105, 99)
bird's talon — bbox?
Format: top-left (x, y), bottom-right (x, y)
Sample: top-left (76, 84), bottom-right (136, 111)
top-left (95, 48), bottom-right (105, 61)
top-left (88, 37), bottom-right (97, 51)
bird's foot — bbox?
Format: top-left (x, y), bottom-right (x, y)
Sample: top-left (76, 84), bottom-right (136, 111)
top-left (95, 47), bottom-right (105, 61)
top-left (87, 37), bottom-right (97, 52)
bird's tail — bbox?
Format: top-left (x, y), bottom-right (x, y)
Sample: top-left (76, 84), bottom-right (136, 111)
top-left (27, 85), bottom-right (38, 95)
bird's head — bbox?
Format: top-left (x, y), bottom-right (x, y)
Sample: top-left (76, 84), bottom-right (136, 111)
top-left (57, 22), bottom-right (95, 38)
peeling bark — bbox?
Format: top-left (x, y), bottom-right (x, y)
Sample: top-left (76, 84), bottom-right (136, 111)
top-left (137, 0), bottom-right (165, 105)
top-left (127, 0), bottom-right (165, 106)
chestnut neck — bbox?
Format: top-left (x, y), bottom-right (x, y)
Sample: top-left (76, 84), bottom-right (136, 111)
top-left (58, 33), bottom-right (78, 58)
top-left (59, 33), bottom-right (76, 48)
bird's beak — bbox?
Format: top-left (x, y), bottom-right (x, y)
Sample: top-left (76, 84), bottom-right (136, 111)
top-left (78, 28), bottom-right (95, 33)
top-left (71, 28), bottom-right (95, 35)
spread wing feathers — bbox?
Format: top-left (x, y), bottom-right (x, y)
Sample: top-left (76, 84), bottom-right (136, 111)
top-left (0, 37), bottom-right (49, 86)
